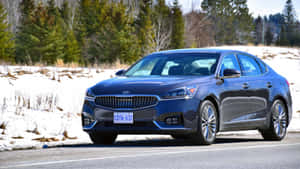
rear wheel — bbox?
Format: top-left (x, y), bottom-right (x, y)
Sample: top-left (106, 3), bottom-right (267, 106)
top-left (191, 100), bottom-right (218, 145)
top-left (89, 132), bottom-right (117, 145)
top-left (260, 100), bottom-right (288, 141)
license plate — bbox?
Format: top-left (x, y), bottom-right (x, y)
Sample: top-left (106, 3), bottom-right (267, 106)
top-left (113, 112), bottom-right (133, 124)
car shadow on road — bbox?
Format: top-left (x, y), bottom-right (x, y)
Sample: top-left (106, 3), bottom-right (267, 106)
top-left (61, 136), bottom-right (264, 148)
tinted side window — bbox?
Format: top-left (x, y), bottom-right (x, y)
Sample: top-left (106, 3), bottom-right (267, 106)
top-left (238, 54), bottom-right (261, 76)
top-left (220, 54), bottom-right (241, 77)
top-left (256, 58), bottom-right (267, 73)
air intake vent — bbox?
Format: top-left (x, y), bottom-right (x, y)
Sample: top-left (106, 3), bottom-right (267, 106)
top-left (95, 96), bottom-right (158, 109)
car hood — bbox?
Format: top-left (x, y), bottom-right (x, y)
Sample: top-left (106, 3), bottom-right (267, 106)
top-left (90, 76), bottom-right (213, 96)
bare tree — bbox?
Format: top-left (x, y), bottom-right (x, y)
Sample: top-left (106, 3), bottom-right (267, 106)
top-left (185, 11), bottom-right (215, 47)
top-left (1, 0), bottom-right (22, 33)
top-left (154, 15), bottom-right (171, 52)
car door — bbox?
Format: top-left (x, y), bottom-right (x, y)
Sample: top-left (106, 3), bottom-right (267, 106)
top-left (235, 53), bottom-right (269, 125)
top-left (218, 53), bottom-right (251, 130)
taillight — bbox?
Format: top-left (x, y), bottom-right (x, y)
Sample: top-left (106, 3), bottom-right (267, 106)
top-left (285, 79), bottom-right (289, 87)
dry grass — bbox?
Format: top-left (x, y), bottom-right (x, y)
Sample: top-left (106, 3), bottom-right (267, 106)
top-left (26, 128), bottom-right (40, 135)
top-left (56, 106), bottom-right (63, 111)
top-left (55, 59), bottom-right (80, 68)
top-left (98, 59), bottom-right (129, 70)
top-left (55, 59), bottom-right (64, 67)
top-left (2, 72), bottom-right (17, 79)
top-left (60, 69), bottom-right (83, 74)
top-left (0, 123), bottom-right (6, 130)
top-left (262, 54), bottom-right (276, 59)
top-left (63, 131), bottom-right (77, 140)
top-left (37, 68), bottom-right (50, 75)
top-left (32, 137), bottom-right (59, 142)
top-left (12, 136), bottom-right (24, 139)
top-left (59, 73), bottom-right (73, 79)
top-left (15, 70), bottom-right (33, 75)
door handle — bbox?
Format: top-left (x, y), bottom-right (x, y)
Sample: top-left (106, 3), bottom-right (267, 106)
top-left (242, 83), bottom-right (249, 89)
top-left (267, 82), bottom-right (272, 88)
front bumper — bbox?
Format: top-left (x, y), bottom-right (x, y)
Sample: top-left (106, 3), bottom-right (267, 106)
top-left (82, 97), bottom-right (200, 134)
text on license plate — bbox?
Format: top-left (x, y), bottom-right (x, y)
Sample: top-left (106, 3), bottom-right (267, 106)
top-left (113, 112), bottom-right (133, 124)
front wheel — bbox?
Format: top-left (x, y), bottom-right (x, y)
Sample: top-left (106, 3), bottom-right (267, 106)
top-left (260, 100), bottom-right (288, 141)
top-left (89, 132), bottom-right (117, 145)
top-left (191, 100), bottom-right (218, 145)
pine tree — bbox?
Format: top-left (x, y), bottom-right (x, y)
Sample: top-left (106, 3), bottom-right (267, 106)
top-left (73, 0), bottom-right (99, 65)
top-left (170, 0), bottom-right (184, 49)
top-left (202, 0), bottom-right (232, 44)
top-left (265, 26), bottom-right (273, 45)
top-left (43, 24), bottom-right (65, 64)
top-left (75, 0), bottom-right (98, 37)
top-left (201, 0), bottom-right (253, 45)
top-left (60, 0), bottom-right (71, 29)
top-left (64, 29), bottom-right (80, 63)
top-left (16, 0), bottom-right (35, 64)
top-left (16, 2), bottom-right (66, 65)
top-left (282, 0), bottom-right (297, 46)
top-left (136, 0), bottom-right (155, 55)
top-left (277, 24), bottom-right (289, 46)
top-left (89, 2), bottom-right (140, 64)
top-left (0, 2), bottom-right (15, 63)
top-left (19, 0), bottom-right (35, 25)
top-left (233, 0), bottom-right (253, 44)
top-left (254, 16), bottom-right (263, 45)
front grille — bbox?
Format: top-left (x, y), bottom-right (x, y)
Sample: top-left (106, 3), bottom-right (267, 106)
top-left (95, 96), bottom-right (158, 109)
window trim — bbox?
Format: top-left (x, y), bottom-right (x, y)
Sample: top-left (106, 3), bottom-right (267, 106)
top-left (255, 57), bottom-right (269, 75)
top-left (217, 52), bottom-right (242, 79)
top-left (236, 52), bottom-right (264, 77)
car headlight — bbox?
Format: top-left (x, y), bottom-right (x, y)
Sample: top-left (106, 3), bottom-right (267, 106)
top-left (162, 86), bottom-right (198, 99)
top-left (85, 88), bottom-right (95, 99)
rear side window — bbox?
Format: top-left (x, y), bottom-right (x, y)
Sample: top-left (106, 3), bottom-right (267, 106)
top-left (238, 54), bottom-right (262, 76)
top-left (256, 58), bottom-right (267, 74)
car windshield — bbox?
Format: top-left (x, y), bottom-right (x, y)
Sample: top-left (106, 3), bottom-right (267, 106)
top-left (124, 53), bottom-right (220, 77)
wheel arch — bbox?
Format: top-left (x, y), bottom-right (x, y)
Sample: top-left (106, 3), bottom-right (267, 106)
top-left (272, 95), bottom-right (290, 126)
top-left (203, 95), bottom-right (220, 132)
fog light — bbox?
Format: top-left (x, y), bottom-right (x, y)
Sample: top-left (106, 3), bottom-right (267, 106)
top-left (165, 116), bottom-right (180, 125)
top-left (82, 112), bottom-right (95, 126)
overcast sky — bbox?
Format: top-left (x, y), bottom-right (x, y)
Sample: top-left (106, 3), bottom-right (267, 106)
top-left (166, 0), bottom-right (300, 19)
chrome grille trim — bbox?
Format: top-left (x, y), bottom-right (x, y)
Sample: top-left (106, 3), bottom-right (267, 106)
top-left (94, 95), bottom-right (159, 109)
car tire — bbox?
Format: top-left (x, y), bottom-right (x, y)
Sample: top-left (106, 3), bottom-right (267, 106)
top-left (191, 100), bottom-right (218, 145)
top-left (260, 99), bottom-right (288, 141)
top-left (89, 132), bottom-right (117, 145)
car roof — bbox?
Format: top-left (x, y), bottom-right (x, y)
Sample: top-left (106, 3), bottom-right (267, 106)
top-left (152, 48), bottom-right (238, 54)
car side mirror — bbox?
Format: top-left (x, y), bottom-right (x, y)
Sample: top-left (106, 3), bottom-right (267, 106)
top-left (115, 69), bottom-right (126, 76)
top-left (223, 68), bottom-right (241, 78)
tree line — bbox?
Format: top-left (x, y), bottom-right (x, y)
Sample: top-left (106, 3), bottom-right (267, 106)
top-left (254, 0), bottom-right (300, 46)
top-left (0, 0), bottom-right (299, 65)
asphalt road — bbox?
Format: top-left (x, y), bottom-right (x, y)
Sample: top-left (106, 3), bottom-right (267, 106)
top-left (1, 133), bottom-right (300, 169)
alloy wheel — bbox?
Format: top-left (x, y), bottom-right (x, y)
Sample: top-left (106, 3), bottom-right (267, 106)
top-left (272, 102), bottom-right (287, 138)
top-left (201, 104), bottom-right (217, 142)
